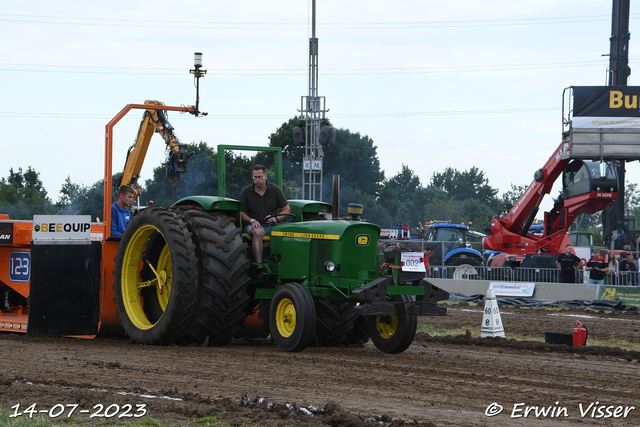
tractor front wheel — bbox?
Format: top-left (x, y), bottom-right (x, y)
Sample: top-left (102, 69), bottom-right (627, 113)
top-left (269, 283), bottom-right (316, 352)
top-left (368, 295), bottom-right (417, 353)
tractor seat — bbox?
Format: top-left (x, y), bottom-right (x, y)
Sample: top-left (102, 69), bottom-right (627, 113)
top-left (242, 233), bottom-right (270, 242)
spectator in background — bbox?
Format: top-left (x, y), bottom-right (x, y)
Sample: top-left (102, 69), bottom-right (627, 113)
top-left (422, 247), bottom-right (432, 278)
top-left (585, 249), bottom-right (608, 285)
top-left (556, 244), bottom-right (582, 283)
top-left (607, 251), bottom-right (618, 285)
top-left (618, 253), bottom-right (638, 286)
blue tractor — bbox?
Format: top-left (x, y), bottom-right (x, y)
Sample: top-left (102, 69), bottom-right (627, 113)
top-left (421, 222), bottom-right (485, 278)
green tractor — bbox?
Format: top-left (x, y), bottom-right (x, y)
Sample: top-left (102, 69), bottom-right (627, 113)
top-left (113, 146), bottom-right (449, 353)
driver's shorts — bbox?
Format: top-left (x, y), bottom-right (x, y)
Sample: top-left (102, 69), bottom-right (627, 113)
top-left (244, 224), bottom-right (273, 236)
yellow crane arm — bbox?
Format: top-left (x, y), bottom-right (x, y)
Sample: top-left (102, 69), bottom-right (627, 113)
top-left (119, 100), bottom-right (190, 198)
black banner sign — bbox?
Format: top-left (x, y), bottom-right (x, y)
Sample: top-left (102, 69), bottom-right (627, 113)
top-left (573, 86), bottom-right (640, 117)
top-left (0, 222), bottom-right (13, 245)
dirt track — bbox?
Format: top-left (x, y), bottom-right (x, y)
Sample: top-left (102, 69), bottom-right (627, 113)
top-left (1, 304), bottom-right (640, 426)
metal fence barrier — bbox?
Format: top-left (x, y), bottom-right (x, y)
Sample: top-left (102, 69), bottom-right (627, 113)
top-left (428, 266), bottom-right (640, 285)
top-left (429, 266), bottom-right (591, 284)
top-left (611, 273), bottom-right (639, 286)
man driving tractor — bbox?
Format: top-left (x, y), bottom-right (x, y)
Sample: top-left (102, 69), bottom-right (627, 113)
top-left (239, 165), bottom-right (291, 273)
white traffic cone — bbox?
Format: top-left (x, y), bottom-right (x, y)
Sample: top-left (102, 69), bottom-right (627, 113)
top-left (481, 289), bottom-right (505, 338)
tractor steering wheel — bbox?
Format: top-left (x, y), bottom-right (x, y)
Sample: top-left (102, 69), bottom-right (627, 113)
top-left (262, 213), bottom-right (297, 225)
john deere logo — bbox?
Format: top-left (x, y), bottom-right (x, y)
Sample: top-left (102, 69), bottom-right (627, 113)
top-left (356, 235), bottom-right (369, 246)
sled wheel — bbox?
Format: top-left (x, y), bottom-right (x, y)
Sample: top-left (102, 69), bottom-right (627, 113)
top-left (173, 206), bottom-right (251, 346)
top-left (114, 207), bottom-right (198, 345)
top-left (369, 295), bottom-right (417, 353)
top-left (270, 283), bottom-right (316, 352)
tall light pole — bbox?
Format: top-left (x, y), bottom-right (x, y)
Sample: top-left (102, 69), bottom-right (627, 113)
top-left (297, 0), bottom-right (330, 201)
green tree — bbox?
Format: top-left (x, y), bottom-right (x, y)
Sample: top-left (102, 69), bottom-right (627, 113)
top-left (625, 181), bottom-right (640, 226)
top-left (376, 165), bottom-right (426, 227)
top-left (430, 166), bottom-right (498, 203)
top-left (57, 176), bottom-right (86, 210)
top-left (143, 142), bottom-right (255, 205)
top-left (55, 176), bottom-right (111, 222)
top-left (256, 117), bottom-right (304, 184)
top-left (79, 180), bottom-right (106, 222)
top-left (499, 183), bottom-right (527, 211)
top-left (143, 142), bottom-right (218, 206)
top-left (0, 167), bottom-right (56, 219)
top-left (321, 129), bottom-right (384, 200)
top-left (263, 119), bottom-right (385, 204)
top-left (426, 167), bottom-right (500, 229)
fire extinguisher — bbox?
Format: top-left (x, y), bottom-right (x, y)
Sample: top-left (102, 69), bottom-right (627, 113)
top-left (573, 320), bottom-right (588, 346)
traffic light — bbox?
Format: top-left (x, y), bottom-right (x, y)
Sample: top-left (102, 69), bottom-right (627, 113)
top-left (319, 126), bottom-right (335, 146)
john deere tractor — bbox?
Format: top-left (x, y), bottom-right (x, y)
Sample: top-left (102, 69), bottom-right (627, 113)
top-left (113, 146), bottom-right (449, 353)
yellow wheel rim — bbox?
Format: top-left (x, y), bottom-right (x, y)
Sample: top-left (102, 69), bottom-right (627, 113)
top-left (375, 306), bottom-right (399, 339)
top-left (121, 225), bottom-right (172, 330)
top-left (154, 244), bottom-right (172, 310)
top-left (275, 297), bottom-right (296, 338)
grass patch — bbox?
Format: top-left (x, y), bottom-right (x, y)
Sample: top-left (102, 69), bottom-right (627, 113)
top-left (585, 337), bottom-right (640, 352)
top-left (417, 323), bottom-right (640, 351)
top-left (418, 324), bottom-right (478, 336)
top-left (194, 415), bottom-right (255, 426)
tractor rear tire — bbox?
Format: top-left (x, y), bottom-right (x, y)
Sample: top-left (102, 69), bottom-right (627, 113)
top-left (368, 295), bottom-right (417, 353)
top-left (315, 300), bottom-right (369, 346)
top-left (114, 207), bottom-right (199, 345)
top-left (270, 283), bottom-right (316, 352)
top-left (174, 206), bottom-right (251, 346)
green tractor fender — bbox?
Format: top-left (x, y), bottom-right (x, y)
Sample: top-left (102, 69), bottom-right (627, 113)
top-left (172, 196), bottom-right (243, 225)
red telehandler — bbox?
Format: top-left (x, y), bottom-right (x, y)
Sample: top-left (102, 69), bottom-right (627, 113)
top-left (483, 135), bottom-right (619, 269)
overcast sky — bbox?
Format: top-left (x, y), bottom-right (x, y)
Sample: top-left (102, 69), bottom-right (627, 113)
top-left (1, 1), bottom-right (639, 218)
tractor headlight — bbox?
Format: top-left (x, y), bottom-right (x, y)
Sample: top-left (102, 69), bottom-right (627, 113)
top-left (323, 261), bottom-right (336, 272)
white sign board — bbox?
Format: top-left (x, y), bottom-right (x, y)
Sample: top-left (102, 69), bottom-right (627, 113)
top-left (489, 282), bottom-right (535, 297)
top-left (401, 252), bottom-right (426, 272)
top-left (32, 215), bottom-right (92, 244)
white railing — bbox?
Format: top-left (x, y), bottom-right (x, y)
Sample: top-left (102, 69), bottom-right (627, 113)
top-left (429, 266), bottom-right (640, 285)
top-left (429, 267), bottom-right (581, 283)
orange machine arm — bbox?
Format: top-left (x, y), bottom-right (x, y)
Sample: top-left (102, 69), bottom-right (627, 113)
top-left (104, 103), bottom-right (195, 240)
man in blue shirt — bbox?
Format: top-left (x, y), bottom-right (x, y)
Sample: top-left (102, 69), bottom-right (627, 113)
top-left (111, 185), bottom-right (134, 238)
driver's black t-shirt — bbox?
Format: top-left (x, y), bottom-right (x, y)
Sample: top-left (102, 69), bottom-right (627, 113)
top-left (239, 181), bottom-right (288, 224)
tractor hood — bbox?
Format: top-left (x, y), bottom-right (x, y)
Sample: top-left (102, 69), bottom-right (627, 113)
top-left (270, 219), bottom-right (380, 241)
top-left (269, 220), bottom-right (381, 282)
